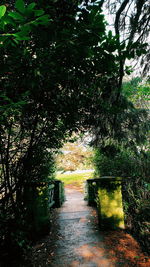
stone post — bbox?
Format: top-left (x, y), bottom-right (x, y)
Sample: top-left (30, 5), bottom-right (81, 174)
top-left (97, 177), bottom-right (125, 229)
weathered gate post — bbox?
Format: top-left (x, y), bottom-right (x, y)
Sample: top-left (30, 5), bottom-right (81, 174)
top-left (97, 177), bottom-right (124, 229)
top-left (86, 179), bottom-right (98, 206)
top-left (24, 181), bottom-right (54, 238)
top-left (53, 180), bottom-right (65, 208)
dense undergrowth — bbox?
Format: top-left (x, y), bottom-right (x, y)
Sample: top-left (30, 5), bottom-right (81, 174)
top-left (122, 178), bottom-right (150, 254)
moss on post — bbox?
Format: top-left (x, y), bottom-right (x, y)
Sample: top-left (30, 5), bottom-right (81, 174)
top-left (97, 177), bottom-right (125, 229)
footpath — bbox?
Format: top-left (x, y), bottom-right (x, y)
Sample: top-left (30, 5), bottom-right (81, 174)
top-left (31, 187), bottom-right (150, 267)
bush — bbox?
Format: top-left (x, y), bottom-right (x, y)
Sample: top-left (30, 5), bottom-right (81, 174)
top-left (93, 146), bottom-right (150, 253)
top-left (122, 178), bottom-right (150, 253)
top-left (0, 149), bottom-right (56, 264)
top-left (93, 146), bottom-right (149, 178)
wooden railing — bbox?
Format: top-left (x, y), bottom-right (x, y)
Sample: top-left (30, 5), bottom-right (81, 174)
top-left (22, 180), bottom-right (65, 236)
top-left (47, 181), bottom-right (65, 208)
top-left (48, 183), bottom-right (55, 208)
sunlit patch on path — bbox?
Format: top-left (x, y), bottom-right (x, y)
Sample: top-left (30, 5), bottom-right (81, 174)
top-left (31, 187), bottom-right (150, 267)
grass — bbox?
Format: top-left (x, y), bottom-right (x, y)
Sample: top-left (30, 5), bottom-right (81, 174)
top-left (56, 170), bottom-right (94, 188)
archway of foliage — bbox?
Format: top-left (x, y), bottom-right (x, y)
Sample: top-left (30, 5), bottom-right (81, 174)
top-left (0, 0), bottom-right (149, 261)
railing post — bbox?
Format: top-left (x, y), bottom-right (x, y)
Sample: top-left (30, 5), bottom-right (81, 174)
top-left (24, 182), bottom-right (53, 238)
top-left (48, 183), bottom-right (55, 208)
top-left (97, 177), bottom-right (125, 229)
top-left (86, 179), bottom-right (98, 206)
top-left (86, 177), bottom-right (125, 229)
top-left (53, 180), bottom-right (64, 208)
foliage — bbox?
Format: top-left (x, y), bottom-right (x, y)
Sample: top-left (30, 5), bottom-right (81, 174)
top-left (0, 1), bottom-right (49, 44)
top-left (122, 177), bottom-right (150, 254)
top-left (92, 73), bottom-right (150, 251)
top-left (93, 145), bottom-right (150, 252)
top-left (92, 76), bottom-right (150, 251)
top-left (123, 77), bottom-right (150, 109)
top-left (0, 0), bottom-right (54, 261)
top-left (94, 146), bottom-right (150, 180)
top-left (105, 0), bottom-right (150, 76)
top-left (56, 139), bottom-right (94, 172)
top-left (0, 0), bottom-right (119, 261)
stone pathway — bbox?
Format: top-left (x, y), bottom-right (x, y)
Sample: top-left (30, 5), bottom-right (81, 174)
top-left (49, 188), bottom-right (109, 267)
top-left (31, 187), bottom-right (150, 267)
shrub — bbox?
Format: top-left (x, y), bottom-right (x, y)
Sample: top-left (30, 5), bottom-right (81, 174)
top-left (93, 146), bottom-right (150, 253)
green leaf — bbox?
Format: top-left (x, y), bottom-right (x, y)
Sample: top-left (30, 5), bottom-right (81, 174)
top-left (0, 5), bottom-right (6, 19)
top-left (120, 42), bottom-right (126, 50)
top-left (34, 9), bottom-right (45, 17)
top-left (34, 15), bottom-right (50, 25)
top-left (13, 33), bottom-right (30, 41)
top-left (8, 11), bottom-right (24, 21)
top-left (0, 36), bottom-right (6, 42)
top-left (136, 50), bottom-right (141, 57)
top-left (15, 0), bottom-right (25, 13)
top-left (28, 3), bottom-right (36, 10)
top-left (108, 30), bottom-right (112, 38)
top-left (20, 25), bottom-right (31, 34)
top-left (25, 3), bottom-right (36, 15)
top-left (13, 25), bottom-right (31, 41)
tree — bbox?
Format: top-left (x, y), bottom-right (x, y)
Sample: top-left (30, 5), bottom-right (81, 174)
top-left (0, 0), bottom-right (125, 260)
top-left (104, 0), bottom-right (150, 77)
top-left (56, 138), bottom-right (93, 172)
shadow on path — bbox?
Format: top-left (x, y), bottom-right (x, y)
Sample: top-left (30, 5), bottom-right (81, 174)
top-left (31, 187), bottom-right (150, 267)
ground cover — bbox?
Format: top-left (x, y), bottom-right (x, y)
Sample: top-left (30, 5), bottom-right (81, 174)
top-left (56, 170), bottom-right (94, 191)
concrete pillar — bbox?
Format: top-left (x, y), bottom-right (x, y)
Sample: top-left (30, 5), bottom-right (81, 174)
top-left (97, 177), bottom-right (125, 229)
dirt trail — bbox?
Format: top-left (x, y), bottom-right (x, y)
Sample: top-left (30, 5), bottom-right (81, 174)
top-left (31, 187), bottom-right (150, 267)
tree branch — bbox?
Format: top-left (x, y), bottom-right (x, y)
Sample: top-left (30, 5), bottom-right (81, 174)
top-left (115, 0), bottom-right (130, 37)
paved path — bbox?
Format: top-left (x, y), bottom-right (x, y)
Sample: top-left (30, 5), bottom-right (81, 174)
top-left (49, 188), bottom-right (110, 267)
top-left (32, 187), bottom-right (149, 267)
